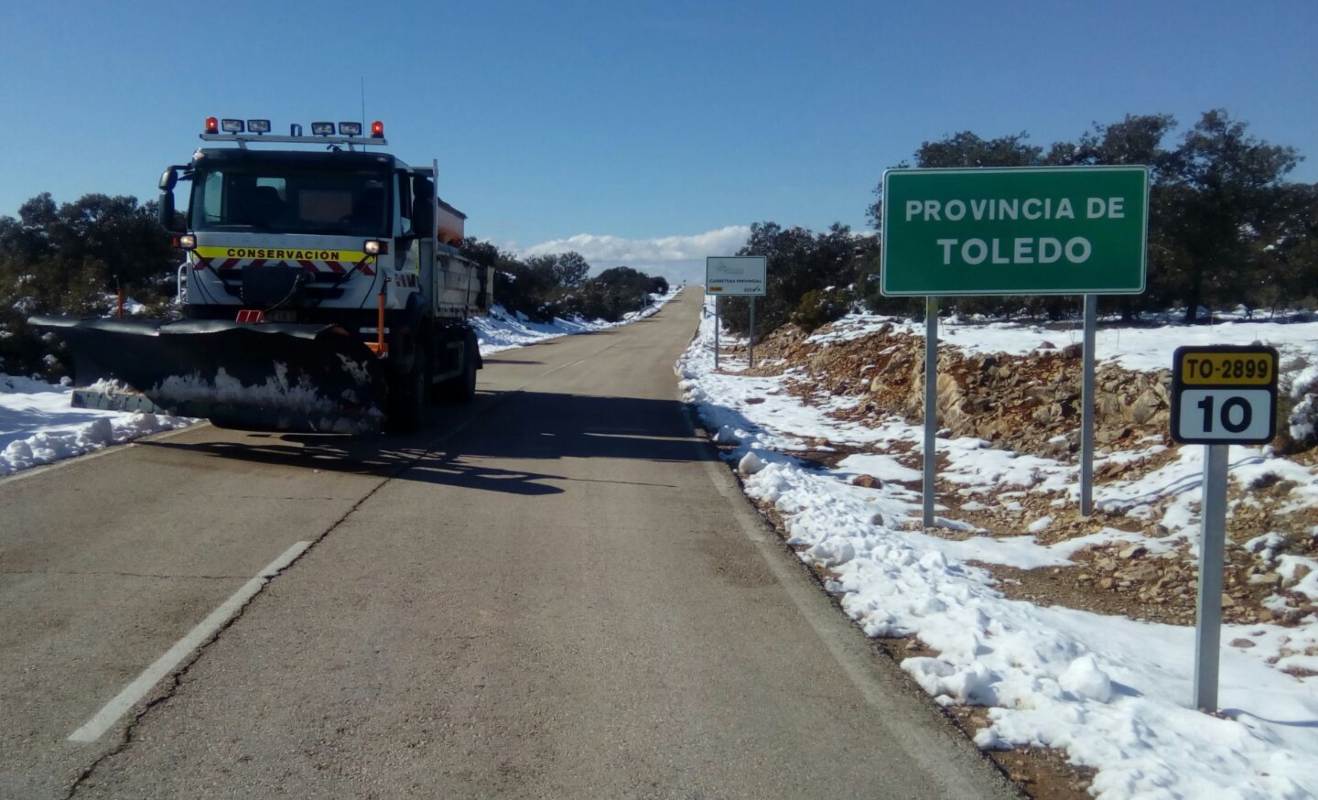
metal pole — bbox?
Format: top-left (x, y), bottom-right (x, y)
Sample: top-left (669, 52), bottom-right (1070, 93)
top-left (1080, 294), bottom-right (1098, 515)
top-left (1194, 443), bottom-right (1229, 712)
top-left (923, 296), bottom-right (939, 528)
top-left (714, 295), bottom-right (720, 371)
top-left (749, 296), bottom-right (756, 368)
top-left (432, 158), bottom-right (440, 246)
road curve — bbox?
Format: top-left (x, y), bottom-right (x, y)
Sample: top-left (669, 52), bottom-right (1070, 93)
top-left (0, 290), bottom-right (1017, 799)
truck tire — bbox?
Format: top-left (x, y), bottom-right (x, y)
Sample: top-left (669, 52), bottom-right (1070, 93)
top-left (438, 332), bottom-right (477, 404)
top-left (455, 335), bottom-right (477, 402)
top-left (387, 341), bottom-right (428, 433)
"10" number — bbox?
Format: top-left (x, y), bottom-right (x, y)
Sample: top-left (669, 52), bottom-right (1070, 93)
top-left (1195, 395), bottom-right (1252, 433)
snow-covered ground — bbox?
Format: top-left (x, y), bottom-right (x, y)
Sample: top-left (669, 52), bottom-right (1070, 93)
top-left (0, 288), bottom-right (682, 477)
top-left (811, 311), bottom-right (1318, 374)
top-left (678, 299), bottom-right (1318, 799)
top-left (0, 375), bottom-right (190, 477)
top-left (472, 287), bottom-right (681, 355)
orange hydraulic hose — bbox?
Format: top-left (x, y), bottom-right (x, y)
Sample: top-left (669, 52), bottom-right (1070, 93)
top-left (376, 275), bottom-right (387, 356)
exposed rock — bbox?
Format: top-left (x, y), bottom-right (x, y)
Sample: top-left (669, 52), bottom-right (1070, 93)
top-left (1129, 388), bottom-right (1164, 425)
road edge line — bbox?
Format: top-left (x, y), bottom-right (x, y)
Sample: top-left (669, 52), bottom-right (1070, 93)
top-left (676, 399), bottom-right (1021, 800)
top-left (67, 539), bottom-right (312, 743)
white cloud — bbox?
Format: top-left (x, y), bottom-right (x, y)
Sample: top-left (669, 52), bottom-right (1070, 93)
top-left (521, 225), bottom-right (750, 264)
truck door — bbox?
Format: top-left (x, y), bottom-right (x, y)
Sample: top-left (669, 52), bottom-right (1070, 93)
top-left (410, 173), bottom-right (436, 312)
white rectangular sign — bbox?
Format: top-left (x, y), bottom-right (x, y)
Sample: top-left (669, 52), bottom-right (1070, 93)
top-left (1175, 389), bottom-right (1274, 443)
top-left (705, 256), bottom-right (766, 296)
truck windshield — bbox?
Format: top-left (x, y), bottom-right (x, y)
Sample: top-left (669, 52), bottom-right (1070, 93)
top-left (190, 164), bottom-right (390, 237)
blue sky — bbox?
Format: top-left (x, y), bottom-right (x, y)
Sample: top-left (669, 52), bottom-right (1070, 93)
top-left (1, 0), bottom-right (1315, 280)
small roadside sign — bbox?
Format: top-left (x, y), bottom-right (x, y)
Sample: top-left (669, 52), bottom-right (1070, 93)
top-left (1171, 344), bottom-right (1279, 714)
top-left (1171, 346), bottom-right (1279, 445)
top-left (705, 256), bottom-right (766, 296)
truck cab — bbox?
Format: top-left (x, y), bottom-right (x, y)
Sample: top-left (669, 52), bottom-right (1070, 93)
top-left (33, 117), bottom-right (491, 434)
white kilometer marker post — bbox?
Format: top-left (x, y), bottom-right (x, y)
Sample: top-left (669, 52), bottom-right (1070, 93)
top-left (1193, 443), bottom-right (1229, 711)
top-left (1169, 345), bottom-right (1278, 712)
top-left (68, 540), bottom-right (313, 743)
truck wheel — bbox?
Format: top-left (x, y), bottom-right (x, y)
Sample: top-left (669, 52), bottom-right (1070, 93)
top-left (387, 343), bottom-right (428, 433)
top-left (455, 336), bottom-right (477, 402)
top-left (438, 333), bottom-right (478, 404)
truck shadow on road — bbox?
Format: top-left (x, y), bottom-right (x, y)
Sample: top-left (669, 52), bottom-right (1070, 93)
top-left (142, 436), bottom-right (570, 496)
top-left (139, 390), bottom-right (714, 496)
top-left (446, 390), bottom-right (712, 465)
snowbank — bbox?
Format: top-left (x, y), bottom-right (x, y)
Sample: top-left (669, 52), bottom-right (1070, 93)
top-left (0, 374), bottom-right (191, 477)
top-left (473, 287), bottom-right (681, 355)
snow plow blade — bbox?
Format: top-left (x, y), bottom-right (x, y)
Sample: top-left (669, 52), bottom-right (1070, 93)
top-left (30, 316), bottom-right (387, 434)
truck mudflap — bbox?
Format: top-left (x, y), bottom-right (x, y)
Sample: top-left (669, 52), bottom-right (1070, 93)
top-left (29, 316), bottom-right (388, 434)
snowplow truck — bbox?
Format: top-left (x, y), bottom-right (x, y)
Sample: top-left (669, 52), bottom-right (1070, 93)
top-left (32, 117), bottom-right (492, 434)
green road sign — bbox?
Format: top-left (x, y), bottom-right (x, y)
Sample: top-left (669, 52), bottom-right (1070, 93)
top-left (880, 166), bottom-right (1148, 296)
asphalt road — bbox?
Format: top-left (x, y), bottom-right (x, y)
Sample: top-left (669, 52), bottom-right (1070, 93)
top-left (0, 290), bottom-right (1018, 799)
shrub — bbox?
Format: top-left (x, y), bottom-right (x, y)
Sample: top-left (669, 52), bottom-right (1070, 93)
top-left (792, 287), bottom-right (853, 332)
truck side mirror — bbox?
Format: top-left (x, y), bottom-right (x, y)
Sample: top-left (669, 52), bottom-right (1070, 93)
top-left (157, 166), bottom-right (185, 233)
top-left (157, 190), bottom-right (181, 233)
top-left (412, 176), bottom-right (435, 237)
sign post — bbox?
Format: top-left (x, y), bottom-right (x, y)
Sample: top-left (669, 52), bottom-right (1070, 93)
top-left (881, 166), bottom-right (1148, 525)
top-left (1194, 442), bottom-right (1228, 711)
top-left (1080, 294), bottom-right (1098, 515)
top-left (749, 296), bottom-right (756, 368)
top-left (706, 256), bottom-right (767, 370)
top-left (1171, 345), bottom-right (1279, 712)
top-left (923, 297), bottom-right (939, 526)
top-left (714, 296), bottom-right (721, 370)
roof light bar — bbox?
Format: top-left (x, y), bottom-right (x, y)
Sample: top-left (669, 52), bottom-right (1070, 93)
top-left (199, 117), bottom-right (388, 146)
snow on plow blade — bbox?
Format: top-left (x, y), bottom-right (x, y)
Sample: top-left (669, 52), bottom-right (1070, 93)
top-left (30, 316), bottom-right (387, 434)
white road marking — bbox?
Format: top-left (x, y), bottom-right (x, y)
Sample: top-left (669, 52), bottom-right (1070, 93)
top-left (67, 540), bottom-right (313, 743)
